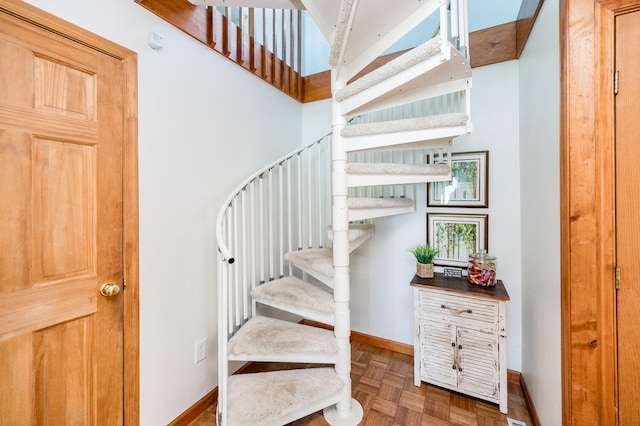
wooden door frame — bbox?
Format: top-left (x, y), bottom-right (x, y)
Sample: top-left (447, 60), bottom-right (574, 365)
top-left (0, 1), bottom-right (140, 424)
top-left (561, 1), bottom-right (640, 424)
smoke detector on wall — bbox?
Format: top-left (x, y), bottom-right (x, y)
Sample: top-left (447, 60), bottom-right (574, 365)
top-left (147, 31), bottom-right (164, 50)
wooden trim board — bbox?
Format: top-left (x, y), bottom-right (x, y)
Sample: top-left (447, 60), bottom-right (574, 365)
top-left (516, 0), bottom-right (546, 58)
top-left (515, 371), bottom-right (542, 426)
top-left (558, 1), bottom-right (640, 424)
top-left (168, 388), bottom-right (218, 426)
top-left (302, 319), bottom-right (414, 356)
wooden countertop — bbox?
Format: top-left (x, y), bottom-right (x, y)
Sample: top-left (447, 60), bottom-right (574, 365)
top-left (410, 273), bottom-right (510, 301)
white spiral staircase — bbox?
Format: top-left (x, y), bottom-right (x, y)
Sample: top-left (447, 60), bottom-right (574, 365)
top-left (205, 0), bottom-right (472, 424)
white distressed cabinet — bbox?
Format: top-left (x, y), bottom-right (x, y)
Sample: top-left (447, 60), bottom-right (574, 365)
top-left (411, 274), bottom-right (510, 413)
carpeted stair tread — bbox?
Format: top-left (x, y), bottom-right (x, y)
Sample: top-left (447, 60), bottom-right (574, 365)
top-left (284, 248), bottom-right (334, 278)
top-left (335, 37), bottom-right (441, 103)
top-left (348, 197), bottom-right (414, 210)
top-left (251, 276), bottom-right (334, 316)
top-left (341, 113), bottom-right (468, 138)
top-left (228, 316), bottom-right (337, 360)
top-left (227, 368), bottom-right (344, 426)
top-left (346, 162), bottom-right (450, 176)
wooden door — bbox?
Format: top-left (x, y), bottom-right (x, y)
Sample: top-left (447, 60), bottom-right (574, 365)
top-left (615, 10), bottom-right (640, 426)
top-left (0, 6), bottom-right (131, 424)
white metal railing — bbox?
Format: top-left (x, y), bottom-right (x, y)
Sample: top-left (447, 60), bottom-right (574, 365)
top-left (216, 132), bottom-right (332, 424)
top-left (449, 0), bottom-right (470, 60)
top-left (216, 134), bottom-right (331, 311)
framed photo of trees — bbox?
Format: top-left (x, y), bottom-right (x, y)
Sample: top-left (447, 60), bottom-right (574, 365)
top-left (427, 151), bottom-right (488, 207)
top-left (427, 213), bottom-right (488, 267)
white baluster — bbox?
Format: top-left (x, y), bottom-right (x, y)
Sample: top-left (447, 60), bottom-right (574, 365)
top-left (268, 168), bottom-right (274, 281)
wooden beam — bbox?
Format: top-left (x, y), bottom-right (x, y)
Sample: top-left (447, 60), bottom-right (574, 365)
top-left (468, 21), bottom-right (517, 68)
top-left (302, 69), bottom-right (331, 103)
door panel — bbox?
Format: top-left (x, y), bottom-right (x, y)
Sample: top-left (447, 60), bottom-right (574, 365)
top-left (33, 137), bottom-right (96, 281)
top-left (615, 10), bottom-right (640, 426)
top-left (34, 318), bottom-right (95, 424)
top-left (0, 9), bottom-right (124, 425)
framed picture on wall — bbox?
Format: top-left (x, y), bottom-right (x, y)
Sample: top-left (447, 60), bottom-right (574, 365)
top-left (427, 151), bottom-right (489, 207)
top-left (427, 213), bottom-right (488, 267)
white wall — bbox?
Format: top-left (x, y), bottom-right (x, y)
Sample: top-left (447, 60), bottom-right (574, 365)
top-left (23, 1), bottom-right (302, 424)
top-left (519, 0), bottom-right (562, 424)
top-left (301, 60), bottom-right (524, 372)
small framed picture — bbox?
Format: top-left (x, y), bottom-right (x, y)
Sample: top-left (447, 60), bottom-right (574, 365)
top-left (427, 151), bottom-right (488, 207)
top-left (427, 213), bottom-right (488, 268)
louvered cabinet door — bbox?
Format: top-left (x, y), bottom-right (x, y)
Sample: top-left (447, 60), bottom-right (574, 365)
top-left (418, 319), bottom-right (457, 387)
top-left (456, 327), bottom-right (500, 399)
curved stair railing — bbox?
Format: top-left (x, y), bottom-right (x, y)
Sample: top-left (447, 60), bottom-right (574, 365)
top-left (216, 133), bottom-right (332, 424)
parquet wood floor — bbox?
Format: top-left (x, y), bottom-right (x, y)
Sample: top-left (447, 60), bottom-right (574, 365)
top-left (189, 340), bottom-right (534, 426)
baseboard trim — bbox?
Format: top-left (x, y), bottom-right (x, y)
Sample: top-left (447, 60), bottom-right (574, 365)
top-left (302, 319), bottom-right (414, 356)
top-left (507, 370), bottom-right (541, 426)
top-left (507, 369), bottom-right (521, 384)
top-left (518, 372), bottom-right (542, 426)
top-left (168, 387), bottom-right (218, 426)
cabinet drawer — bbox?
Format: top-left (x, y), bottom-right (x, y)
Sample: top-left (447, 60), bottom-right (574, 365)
top-left (418, 288), bottom-right (499, 330)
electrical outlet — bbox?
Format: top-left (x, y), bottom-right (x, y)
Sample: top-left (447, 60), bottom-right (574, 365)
top-left (507, 419), bottom-right (528, 426)
top-left (195, 338), bottom-right (207, 363)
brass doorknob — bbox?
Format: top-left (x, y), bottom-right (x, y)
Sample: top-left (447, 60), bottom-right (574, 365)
top-left (100, 282), bottom-right (121, 297)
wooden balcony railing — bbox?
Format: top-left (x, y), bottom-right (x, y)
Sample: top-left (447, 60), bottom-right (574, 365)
top-left (136, 0), bottom-right (303, 101)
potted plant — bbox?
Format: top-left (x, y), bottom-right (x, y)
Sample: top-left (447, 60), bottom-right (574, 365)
top-left (410, 244), bottom-right (439, 278)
